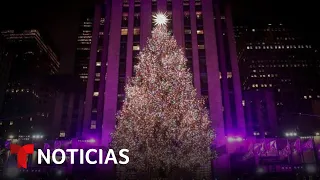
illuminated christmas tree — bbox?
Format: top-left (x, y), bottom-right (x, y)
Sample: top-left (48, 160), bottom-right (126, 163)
top-left (111, 13), bottom-right (215, 174)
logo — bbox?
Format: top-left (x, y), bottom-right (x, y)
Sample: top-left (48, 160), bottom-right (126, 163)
top-left (10, 144), bottom-right (34, 168)
top-left (9, 143), bottom-right (129, 168)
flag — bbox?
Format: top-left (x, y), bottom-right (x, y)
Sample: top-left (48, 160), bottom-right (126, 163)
top-left (270, 140), bottom-right (277, 151)
top-left (293, 139), bottom-right (301, 153)
top-left (266, 140), bottom-right (277, 154)
top-left (303, 139), bottom-right (313, 150)
top-left (44, 143), bottom-right (50, 151)
top-left (279, 141), bottom-right (291, 159)
top-left (260, 141), bottom-right (267, 155)
top-left (253, 143), bottom-right (262, 155)
top-left (243, 143), bottom-right (254, 160)
top-left (4, 141), bottom-right (10, 149)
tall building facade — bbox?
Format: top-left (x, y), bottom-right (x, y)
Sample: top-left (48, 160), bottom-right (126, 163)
top-left (0, 35), bottom-right (11, 112)
top-left (0, 29), bottom-right (60, 139)
top-left (74, 8), bottom-right (95, 83)
top-left (79, 0), bottom-right (245, 174)
top-left (242, 89), bottom-right (278, 137)
top-left (51, 75), bottom-right (85, 139)
top-left (235, 23), bottom-right (320, 135)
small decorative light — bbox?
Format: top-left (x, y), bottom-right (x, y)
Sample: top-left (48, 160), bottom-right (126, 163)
top-left (227, 136), bottom-right (243, 142)
top-left (285, 131), bottom-right (297, 137)
top-left (88, 138), bottom-right (96, 143)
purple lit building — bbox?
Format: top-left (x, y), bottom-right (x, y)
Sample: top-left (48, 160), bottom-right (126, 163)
top-left (80, 0), bottom-right (244, 144)
top-left (242, 89), bottom-right (278, 137)
top-left (76, 0), bottom-right (245, 177)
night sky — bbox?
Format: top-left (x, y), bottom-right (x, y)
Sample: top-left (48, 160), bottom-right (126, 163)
top-left (0, 0), bottom-right (318, 74)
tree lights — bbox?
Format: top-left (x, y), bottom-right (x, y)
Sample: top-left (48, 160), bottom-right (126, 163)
top-left (111, 13), bottom-right (215, 172)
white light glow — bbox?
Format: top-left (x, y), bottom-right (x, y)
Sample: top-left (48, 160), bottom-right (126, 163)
top-left (153, 13), bottom-right (169, 26)
top-left (285, 132), bottom-right (297, 137)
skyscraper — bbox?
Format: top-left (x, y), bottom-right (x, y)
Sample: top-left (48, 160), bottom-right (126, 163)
top-left (0, 29), bottom-right (60, 139)
top-left (74, 8), bottom-right (95, 83)
top-left (235, 23), bottom-right (320, 134)
top-left (0, 35), bottom-right (10, 112)
top-left (79, 0), bottom-right (245, 175)
top-left (51, 75), bottom-right (85, 139)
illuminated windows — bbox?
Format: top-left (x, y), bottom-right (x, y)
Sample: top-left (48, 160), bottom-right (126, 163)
top-left (133, 45), bottom-right (140, 51)
top-left (185, 29), bottom-right (191, 34)
top-left (227, 72), bottom-right (232, 79)
top-left (121, 28), bottom-right (128, 35)
top-left (93, 92), bottom-right (99, 96)
top-left (133, 28), bottom-right (140, 35)
top-left (197, 30), bottom-right (204, 34)
top-left (59, 131), bottom-right (66, 137)
top-left (90, 121), bottom-right (96, 129)
top-left (198, 45), bottom-right (205, 49)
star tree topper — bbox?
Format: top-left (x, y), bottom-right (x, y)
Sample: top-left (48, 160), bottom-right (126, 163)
top-left (153, 12), bottom-right (169, 26)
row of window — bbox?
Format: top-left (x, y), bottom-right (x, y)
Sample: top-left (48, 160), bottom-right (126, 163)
top-left (250, 64), bottom-right (310, 68)
top-left (303, 95), bottom-right (320, 99)
top-left (184, 29), bottom-right (204, 34)
top-left (252, 84), bottom-right (273, 88)
top-left (121, 28), bottom-right (140, 35)
top-left (250, 74), bottom-right (278, 78)
top-left (251, 59), bottom-right (307, 63)
top-left (246, 45), bottom-right (312, 50)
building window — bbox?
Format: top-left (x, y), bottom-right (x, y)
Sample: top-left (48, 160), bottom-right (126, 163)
top-left (197, 30), bottom-right (204, 34)
top-left (242, 100), bottom-right (245, 106)
top-left (93, 92), bottom-right (99, 96)
top-left (227, 72), bottom-right (232, 78)
top-left (59, 131), bottom-right (66, 137)
top-left (196, 12), bottom-right (202, 19)
top-left (198, 45), bottom-right (205, 49)
top-left (9, 121), bottom-right (13, 125)
top-left (184, 29), bottom-right (191, 34)
top-left (90, 121), bottom-right (97, 129)
top-left (133, 45), bottom-right (140, 51)
top-left (100, 18), bottom-right (105, 25)
top-left (121, 29), bottom-right (128, 35)
top-left (133, 28), bottom-right (140, 35)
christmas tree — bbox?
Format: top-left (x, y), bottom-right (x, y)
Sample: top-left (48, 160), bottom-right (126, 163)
top-left (111, 13), bottom-right (215, 174)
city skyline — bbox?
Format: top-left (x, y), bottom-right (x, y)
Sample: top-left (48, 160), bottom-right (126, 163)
top-left (0, 0), bottom-right (318, 74)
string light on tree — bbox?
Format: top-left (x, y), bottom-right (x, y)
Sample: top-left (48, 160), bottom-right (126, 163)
top-left (153, 12), bottom-right (169, 26)
top-left (111, 12), bottom-right (215, 174)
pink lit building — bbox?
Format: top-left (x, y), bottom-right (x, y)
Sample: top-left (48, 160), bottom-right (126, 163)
top-left (77, 0), bottom-right (245, 177)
